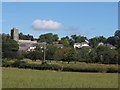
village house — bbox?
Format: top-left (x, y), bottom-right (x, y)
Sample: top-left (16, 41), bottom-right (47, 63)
top-left (98, 42), bottom-right (116, 49)
top-left (11, 27), bottom-right (64, 52)
top-left (74, 40), bottom-right (90, 48)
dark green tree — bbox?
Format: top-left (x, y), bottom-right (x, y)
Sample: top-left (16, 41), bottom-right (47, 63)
top-left (59, 36), bottom-right (70, 47)
top-left (46, 45), bottom-right (58, 61)
top-left (19, 32), bottom-right (34, 41)
top-left (63, 47), bottom-right (76, 64)
top-left (107, 36), bottom-right (117, 47)
top-left (71, 35), bottom-right (87, 43)
top-left (54, 48), bottom-right (65, 62)
top-left (96, 46), bottom-right (118, 64)
top-left (38, 33), bottom-right (59, 44)
top-left (2, 39), bottom-right (19, 52)
top-left (27, 51), bottom-right (42, 61)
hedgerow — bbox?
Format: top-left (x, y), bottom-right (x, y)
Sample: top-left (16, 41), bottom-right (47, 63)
top-left (2, 60), bottom-right (118, 73)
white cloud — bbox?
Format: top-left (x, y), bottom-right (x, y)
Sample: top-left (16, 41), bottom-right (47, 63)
top-left (69, 31), bottom-right (89, 35)
top-left (31, 19), bottom-right (78, 31)
top-left (31, 19), bottom-right (63, 30)
top-left (63, 26), bottom-right (78, 31)
top-left (79, 31), bottom-right (89, 35)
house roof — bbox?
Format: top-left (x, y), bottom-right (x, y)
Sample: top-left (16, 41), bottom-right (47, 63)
top-left (81, 42), bottom-right (88, 44)
top-left (82, 46), bottom-right (91, 48)
top-left (54, 44), bottom-right (64, 48)
top-left (104, 44), bottom-right (116, 48)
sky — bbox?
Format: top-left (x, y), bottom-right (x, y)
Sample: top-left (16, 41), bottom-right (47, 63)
top-left (2, 2), bottom-right (118, 39)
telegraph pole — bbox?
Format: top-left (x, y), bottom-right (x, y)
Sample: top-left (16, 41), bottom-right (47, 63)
top-left (43, 44), bottom-right (45, 62)
top-left (43, 42), bottom-right (46, 62)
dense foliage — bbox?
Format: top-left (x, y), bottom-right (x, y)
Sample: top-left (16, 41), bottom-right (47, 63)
top-left (2, 34), bottom-right (20, 59)
top-left (38, 33), bottom-right (59, 44)
top-left (2, 60), bottom-right (118, 73)
top-left (1, 30), bottom-right (120, 64)
top-left (19, 32), bottom-right (34, 41)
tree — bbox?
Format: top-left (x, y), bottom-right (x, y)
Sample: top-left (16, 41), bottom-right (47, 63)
top-left (89, 48), bottom-right (97, 63)
top-left (38, 33), bottom-right (59, 44)
top-left (59, 36), bottom-right (70, 47)
top-left (89, 36), bottom-right (107, 48)
top-left (46, 45), bottom-right (58, 61)
top-left (75, 49), bottom-right (82, 63)
top-left (97, 36), bottom-right (107, 44)
top-left (71, 35), bottom-right (87, 43)
top-left (69, 39), bottom-right (74, 47)
top-left (96, 46), bottom-right (118, 64)
top-left (115, 30), bottom-right (120, 48)
top-left (2, 34), bottom-right (20, 59)
top-left (79, 48), bottom-right (90, 63)
top-left (114, 30), bottom-right (120, 64)
top-left (54, 48), bottom-right (65, 62)
top-left (107, 36), bottom-right (117, 47)
top-left (63, 47), bottom-right (76, 64)
top-left (27, 51), bottom-right (42, 61)
top-left (53, 34), bottom-right (59, 41)
top-left (2, 39), bottom-right (19, 52)
top-left (89, 37), bottom-right (98, 48)
top-left (3, 51), bottom-right (23, 59)
top-left (2, 33), bottom-right (10, 40)
top-left (19, 32), bottom-right (34, 41)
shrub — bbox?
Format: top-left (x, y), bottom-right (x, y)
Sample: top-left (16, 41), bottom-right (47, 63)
top-left (2, 61), bottom-right (13, 67)
top-left (41, 61), bottom-right (47, 65)
top-left (2, 51), bottom-right (23, 60)
top-left (2, 60), bottom-right (118, 73)
top-left (107, 67), bottom-right (118, 73)
top-left (28, 64), bottom-right (62, 71)
top-left (63, 66), bottom-right (104, 72)
top-left (12, 60), bottom-right (26, 67)
top-left (19, 63), bottom-right (28, 68)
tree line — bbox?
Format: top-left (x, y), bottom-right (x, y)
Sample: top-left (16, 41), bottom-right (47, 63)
top-left (1, 30), bottom-right (120, 64)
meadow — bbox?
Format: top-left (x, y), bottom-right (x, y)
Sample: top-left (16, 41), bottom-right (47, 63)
top-left (2, 67), bottom-right (118, 88)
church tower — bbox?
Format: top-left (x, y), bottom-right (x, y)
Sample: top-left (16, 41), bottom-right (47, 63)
top-left (11, 27), bottom-right (19, 41)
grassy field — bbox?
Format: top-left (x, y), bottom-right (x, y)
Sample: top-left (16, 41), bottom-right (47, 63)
top-left (2, 67), bottom-right (118, 88)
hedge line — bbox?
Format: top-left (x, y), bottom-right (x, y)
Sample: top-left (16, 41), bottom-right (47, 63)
top-left (2, 60), bottom-right (119, 73)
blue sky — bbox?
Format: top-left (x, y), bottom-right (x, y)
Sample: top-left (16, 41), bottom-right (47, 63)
top-left (2, 2), bottom-right (118, 39)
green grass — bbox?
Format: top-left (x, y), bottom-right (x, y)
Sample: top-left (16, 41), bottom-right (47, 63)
top-left (2, 67), bottom-right (118, 88)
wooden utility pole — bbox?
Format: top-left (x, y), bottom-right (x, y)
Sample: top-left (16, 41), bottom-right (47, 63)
top-left (43, 42), bottom-right (46, 62)
top-left (44, 44), bottom-right (45, 62)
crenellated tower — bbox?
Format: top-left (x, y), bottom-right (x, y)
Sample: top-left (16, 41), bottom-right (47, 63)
top-left (11, 27), bottom-right (19, 41)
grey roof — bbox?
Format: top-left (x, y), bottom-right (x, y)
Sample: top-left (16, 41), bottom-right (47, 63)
top-left (54, 44), bottom-right (64, 48)
top-left (81, 42), bottom-right (88, 44)
top-left (82, 46), bottom-right (91, 48)
top-left (74, 43), bottom-right (81, 45)
top-left (104, 44), bottom-right (116, 48)
top-left (18, 40), bottom-right (37, 52)
top-left (37, 42), bottom-right (47, 47)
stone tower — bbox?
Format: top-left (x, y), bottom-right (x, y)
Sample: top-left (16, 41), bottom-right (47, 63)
top-left (11, 27), bottom-right (19, 41)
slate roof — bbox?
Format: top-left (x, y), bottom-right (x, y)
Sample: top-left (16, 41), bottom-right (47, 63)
top-left (54, 44), bottom-right (64, 48)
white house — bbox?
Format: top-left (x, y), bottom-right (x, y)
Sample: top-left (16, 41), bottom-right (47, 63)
top-left (27, 46), bottom-right (36, 51)
top-left (74, 40), bottom-right (90, 48)
top-left (98, 42), bottom-right (104, 46)
top-left (98, 42), bottom-right (116, 49)
top-left (74, 43), bottom-right (81, 48)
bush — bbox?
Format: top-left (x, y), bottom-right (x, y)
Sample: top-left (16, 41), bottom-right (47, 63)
top-left (63, 66), bottom-right (104, 72)
top-left (3, 51), bottom-right (24, 60)
top-left (41, 61), bottom-right (47, 65)
top-left (2, 61), bottom-right (13, 67)
top-left (19, 63), bottom-right (28, 68)
top-left (2, 60), bottom-right (118, 73)
top-left (107, 67), bottom-right (118, 73)
top-left (35, 64), bottom-right (62, 70)
top-left (12, 60), bottom-right (26, 67)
